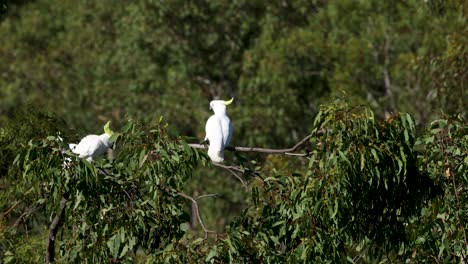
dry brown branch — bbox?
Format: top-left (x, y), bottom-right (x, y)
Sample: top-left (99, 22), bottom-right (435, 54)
top-left (13, 205), bottom-right (39, 228)
top-left (177, 191), bottom-right (216, 239)
top-left (2, 201), bottom-right (20, 218)
top-left (46, 193), bottom-right (69, 264)
top-left (188, 134), bottom-right (313, 155)
top-left (211, 163), bottom-right (247, 186)
top-left (195, 193), bottom-right (218, 201)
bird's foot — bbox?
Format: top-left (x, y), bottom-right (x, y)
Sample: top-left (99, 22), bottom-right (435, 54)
top-left (200, 139), bottom-right (209, 146)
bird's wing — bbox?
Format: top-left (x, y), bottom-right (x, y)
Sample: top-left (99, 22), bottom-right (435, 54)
top-left (205, 116), bottom-right (224, 149)
top-left (222, 116), bottom-right (233, 147)
top-left (205, 116), bottom-right (225, 162)
top-left (74, 135), bottom-right (102, 159)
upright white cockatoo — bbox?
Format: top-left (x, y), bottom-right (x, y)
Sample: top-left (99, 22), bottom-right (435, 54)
top-left (204, 98), bottom-right (234, 163)
top-left (69, 121), bottom-right (114, 162)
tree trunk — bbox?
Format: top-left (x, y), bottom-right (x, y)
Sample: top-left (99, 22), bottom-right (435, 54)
top-left (45, 194), bottom-right (69, 264)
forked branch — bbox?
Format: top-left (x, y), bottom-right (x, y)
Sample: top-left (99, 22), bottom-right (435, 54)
top-left (211, 162), bottom-right (263, 186)
top-left (177, 191), bottom-right (216, 239)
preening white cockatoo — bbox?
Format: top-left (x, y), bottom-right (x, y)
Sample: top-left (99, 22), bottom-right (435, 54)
top-left (204, 98), bottom-right (234, 163)
top-left (69, 121), bottom-right (114, 162)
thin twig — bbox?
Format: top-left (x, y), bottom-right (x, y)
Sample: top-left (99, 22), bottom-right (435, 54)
top-left (2, 201), bottom-right (20, 218)
top-left (226, 169), bottom-right (246, 186)
top-left (177, 191), bottom-right (216, 239)
top-left (284, 152), bottom-right (311, 157)
top-left (13, 205), bottom-right (40, 228)
top-left (212, 163), bottom-right (247, 186)
top-left (353, 244), bottom-right (370, 263)
top-left (122, 189), bottom-right (132, 200)
top-left (195, 194), bottom-right (218, 201)
top-left (97, 167), bottom-right (111, 176)
top-left (211, 163), bottom-right (246, 173)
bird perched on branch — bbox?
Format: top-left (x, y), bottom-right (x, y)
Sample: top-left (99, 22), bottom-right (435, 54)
top-left (69, 121), bottom-right (114, 162)
top-left (204, 98), bottom-right (234, 163)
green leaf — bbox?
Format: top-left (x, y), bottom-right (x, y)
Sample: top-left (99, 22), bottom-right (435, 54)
top-left (113, 235), bottom-right (121, 259)
top-left (109, 133), bottom-right (120, 144)
top-left (205, 246), bottom-right (218, 262)
top-left (371, 148), bottom-right (379, 163)
top-left (338, 150), bottom-right (351, 167)
top-left (73, 192), bottom-right (83, 210)
top-left (406, 113), bottom-right (415, 131)
top-left (263, 177), bottom-right (279, 182)
top-left (330, 199), bottom-right (339, 219)
top-left (191, 238), bottom-right (204, 245)
top-left (396, 158), bottom-right (403, 174)
top-left (83, 159), bottom-right (96, 175)
top-left (121, 122), bottom-right (133, 133)
top-left (180, 223), bottom-right (188, 232)
top-left (181, 140), bottom-right (191, 154)
top-left (119, 244), bottom-right (129, 258)
top-left (415, 236), bottom-right (426, 245)
top-left (138, 149), bottom-right (147, 168)
top-left (120, 227), bottom-right (125, 242)
top-left (404, 130), bottom-right (409, 145)
top-left (106, 234), bottom-right (120, 259)
top-left (3, 251), bottom-right (14, 264)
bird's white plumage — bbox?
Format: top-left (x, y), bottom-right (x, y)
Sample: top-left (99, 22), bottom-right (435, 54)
top-left (71, 134), bottom-right (111, 162)
top-left (69, 122), bottom-right (114, 162)
top-left (204, 99), bottom-right (233, 162)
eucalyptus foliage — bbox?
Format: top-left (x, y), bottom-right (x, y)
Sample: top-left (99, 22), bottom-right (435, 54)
top-left (174, 103), bottom-right (440, 263)
top-left (1, 103), bottom-right (467, 262)
top-left (405, 115), bottom-right (468, 262)
top-left (4, 119), bottom-right (204, 263)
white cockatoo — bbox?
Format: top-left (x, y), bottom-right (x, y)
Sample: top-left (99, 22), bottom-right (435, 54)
top-left (69, 121), bottom-right (114, 162)
top-left (204, 98), bottom-right (234, 163)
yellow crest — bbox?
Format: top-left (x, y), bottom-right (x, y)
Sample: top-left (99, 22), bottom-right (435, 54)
top-left (104, 121), bottom-right (114, 136)
top-left (222, 97), bottom-right (234, 105)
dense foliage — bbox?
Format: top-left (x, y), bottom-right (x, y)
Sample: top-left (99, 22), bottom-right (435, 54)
top-left (1, 103), bottom-right (466, 263)
top-left (0, 0), bottom-right (466, 263)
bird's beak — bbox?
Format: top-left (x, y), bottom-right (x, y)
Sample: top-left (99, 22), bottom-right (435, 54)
top-left (223, 97), bottom-right (234, 105)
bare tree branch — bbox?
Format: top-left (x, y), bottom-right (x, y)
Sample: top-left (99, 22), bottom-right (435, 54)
top-left (46, 193), bottom-right (69, 264)
top-left (13, 205), bottom-right (39, 228)
top-left (383, 33), bottom-right (396, 113)
top-left (2, 201), bottom-right (20, 218)
top-left (188, 134), bottom-right (313, 155)
top-left (195, 193), bottom-right (218, 201)
top-left (177, 191), bottom-right (216, 239)
top-left (211, 163), bottom-right (247, 186)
